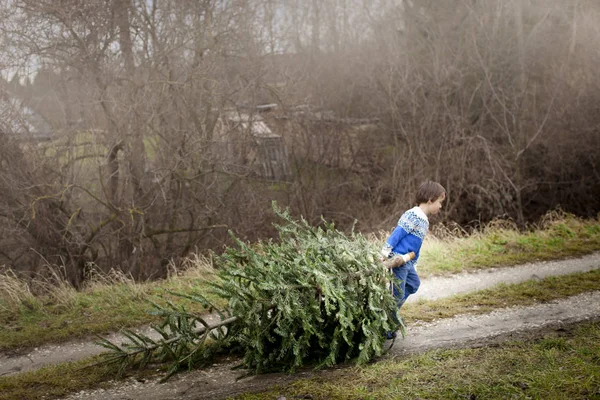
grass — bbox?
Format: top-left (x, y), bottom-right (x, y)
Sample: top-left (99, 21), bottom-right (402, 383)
top-left (0, 270), bottom-right (598, 400)
top-left (0, 211), bottom-right (598, 352)
top-left (238, 321), bottom-right (600, 400)
top-left (0, 258), bottom-right (227, 351)
top-left (417, 210), bottom-right (600, 277)
top-left (0, 354), bottom-right (163, 400)
top-left (0, 356), bottom-right (116, 400)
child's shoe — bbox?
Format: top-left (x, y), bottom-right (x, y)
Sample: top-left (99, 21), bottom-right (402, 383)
top-left (386, 331), bottom-right (397, 340)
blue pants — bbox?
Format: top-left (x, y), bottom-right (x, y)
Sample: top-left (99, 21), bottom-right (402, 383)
top-left (391, 262), bottom-right (421, 308)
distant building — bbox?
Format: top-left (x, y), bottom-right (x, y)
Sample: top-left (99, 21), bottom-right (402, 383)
top-left (213, 107), bottom-right (291, 181)
top-left (266, 104), bottom-right (380, 171)
top-left (0, 91), bottom-right (53, 141)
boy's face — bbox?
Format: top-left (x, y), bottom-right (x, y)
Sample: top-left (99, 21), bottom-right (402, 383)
top-left (427, 193), bottom-right (445, 215)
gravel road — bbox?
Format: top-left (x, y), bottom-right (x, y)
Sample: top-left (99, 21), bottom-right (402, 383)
top-left (60, 291), bottom-right (600, 400)
top-left (1, 252), bottom-right (599, 400)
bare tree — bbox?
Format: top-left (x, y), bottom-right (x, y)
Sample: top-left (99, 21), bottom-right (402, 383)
top-left (1, 0), bottom-right (599, 285)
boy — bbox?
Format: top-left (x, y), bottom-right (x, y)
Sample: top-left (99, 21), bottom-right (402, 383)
top-left (381, 181), bottom-right (446, 338)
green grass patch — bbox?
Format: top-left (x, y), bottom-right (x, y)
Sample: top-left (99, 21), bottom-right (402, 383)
top-left (238, 321), bottom-right (600, 400)
top-left (0, 354), bottom-right (161, 400)
top-left (0, 266), bottom-right (227, 351)
top-left (0, 357), bottom-right (114, 400)
top-left (401, 269), bottom-right (600, 323)
top-left (2, 270), bottom-right (599, 400)
top-left (418, 212), bottom-right (600, 277)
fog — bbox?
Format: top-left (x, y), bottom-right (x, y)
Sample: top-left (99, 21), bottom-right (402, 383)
top-left (0, 0), bottom-right (599, 283)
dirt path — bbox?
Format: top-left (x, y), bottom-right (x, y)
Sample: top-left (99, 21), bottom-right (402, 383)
top-left (410, 252), bottom-right (600, 302)
top-left (3, 252), bottom-right (598, 378)
top-left (61, 291), bottom-right (600, 400)
top-left (396, 290), bottom-right (600, 354)
top-left (1, 252), bottom-right (599, 398)
top-left (0, 314), bottom-right (223, 377)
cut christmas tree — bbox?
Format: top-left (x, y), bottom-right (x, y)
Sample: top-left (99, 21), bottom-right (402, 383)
top-left (96, 202), bottom-right (403, 379)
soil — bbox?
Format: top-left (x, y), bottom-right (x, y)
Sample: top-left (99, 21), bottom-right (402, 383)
top-left (59, 292), bottom-right (600, 400)
top-left (1, 252), bottom-right (599, 399)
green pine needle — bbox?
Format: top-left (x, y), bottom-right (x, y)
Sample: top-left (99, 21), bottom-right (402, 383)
top-left (98, 202), bottom-right (401, 379)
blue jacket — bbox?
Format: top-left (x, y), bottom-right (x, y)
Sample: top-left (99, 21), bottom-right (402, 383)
top-left (381, 206), bottom-right (429, 265)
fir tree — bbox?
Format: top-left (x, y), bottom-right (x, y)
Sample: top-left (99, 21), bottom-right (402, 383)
top-left (97, 202), bottom-right (402, 378)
